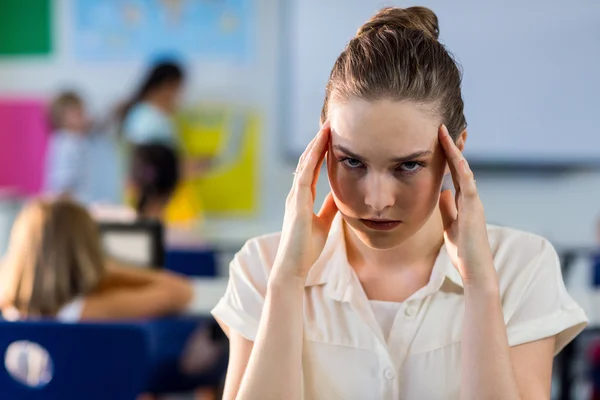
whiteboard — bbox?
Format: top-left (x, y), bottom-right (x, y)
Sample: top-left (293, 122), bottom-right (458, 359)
top-left (283, 0), bottom-right (600, 166)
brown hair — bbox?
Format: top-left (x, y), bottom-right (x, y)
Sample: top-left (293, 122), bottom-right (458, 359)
top-left (321, 6), bottom-right (466, 140)
top-left (0, 198), bottom-right (106, 318)
top-left (49, 91), bottom-right (83, 130)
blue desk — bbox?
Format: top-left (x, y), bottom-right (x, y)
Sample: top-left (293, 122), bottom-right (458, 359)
top-left (165, 247), bottom-right (218, 277)
top-left (0, 316), bottom-right (228, 399)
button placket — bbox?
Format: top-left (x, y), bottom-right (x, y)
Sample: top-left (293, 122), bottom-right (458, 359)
top-left (387, 296), bottom-right (431, 374)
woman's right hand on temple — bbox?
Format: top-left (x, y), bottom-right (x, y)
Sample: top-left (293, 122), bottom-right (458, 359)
top-left (272, 122), bottom-right (338, 282)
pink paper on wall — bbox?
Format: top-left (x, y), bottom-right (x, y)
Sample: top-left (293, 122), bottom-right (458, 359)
top-left (0, 99), bottom-right (49, 196)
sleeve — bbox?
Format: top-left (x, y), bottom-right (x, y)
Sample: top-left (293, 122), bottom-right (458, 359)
top-left (211, 239), bottom-right (271, 342)
top-left (505, 239), bottom-right (588, 355)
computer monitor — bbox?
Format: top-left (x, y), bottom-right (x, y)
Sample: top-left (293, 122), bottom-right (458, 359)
top-left (97, 220), bottom-right (164, 268)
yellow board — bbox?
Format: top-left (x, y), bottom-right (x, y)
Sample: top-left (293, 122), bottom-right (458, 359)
top-left (165, 104), bottom-right (259, 223)
top-left (164, 179), bottom-right (204, 225)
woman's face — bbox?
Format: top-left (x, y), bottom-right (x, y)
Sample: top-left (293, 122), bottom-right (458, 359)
top-left (327, 99), bottom-right (450, 250)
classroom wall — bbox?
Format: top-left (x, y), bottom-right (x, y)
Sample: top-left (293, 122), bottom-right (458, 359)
top-left (200, 0), bottom-right (600, 250)
top-left (0, 0), bottom-right (598, 253)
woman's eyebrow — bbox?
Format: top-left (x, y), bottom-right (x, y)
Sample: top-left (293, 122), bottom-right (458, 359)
top-left (333, 144), bottom-right (432, 163)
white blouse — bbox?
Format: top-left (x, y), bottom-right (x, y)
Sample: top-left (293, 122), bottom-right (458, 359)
top-left (212, 213), bottom-right (588, 400)
top-left (370, 300), bottom-right (403, 343)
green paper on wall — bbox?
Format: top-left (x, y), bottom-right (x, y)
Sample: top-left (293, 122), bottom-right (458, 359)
top-left (0, 0), bottom-right (51, 56)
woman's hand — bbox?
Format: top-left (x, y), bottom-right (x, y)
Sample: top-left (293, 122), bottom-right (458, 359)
top-left (272, 122), bottom-right (338, 283)
top-left (438, 125), bottom-right (496, 287)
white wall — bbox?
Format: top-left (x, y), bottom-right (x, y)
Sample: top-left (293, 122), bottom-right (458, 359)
top-left (201, 0), bottom-right (600, 250)
top-left (0, 0), bottom-right (598, 253)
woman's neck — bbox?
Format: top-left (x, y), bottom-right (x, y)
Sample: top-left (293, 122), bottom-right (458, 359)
top-left (344, 208), bottom-right (445, 272)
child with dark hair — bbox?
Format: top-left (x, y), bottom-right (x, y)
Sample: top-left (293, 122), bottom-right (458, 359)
top-left (130, 144), bottom-right (180, 220)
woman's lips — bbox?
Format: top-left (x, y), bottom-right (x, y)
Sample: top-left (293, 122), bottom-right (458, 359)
top-left (360, 219), bottom-right (402, 231)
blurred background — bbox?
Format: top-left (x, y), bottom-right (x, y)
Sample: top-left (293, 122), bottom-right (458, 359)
top-left (0, 0), bottom-right (599, 399)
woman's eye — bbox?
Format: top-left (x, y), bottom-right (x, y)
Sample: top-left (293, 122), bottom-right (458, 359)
top-left (398, 162), bottom-right (423, 173)
top-left (342, 158), bottom-right (364, 169)
top-left (401, 162), bottom-right (419, 171)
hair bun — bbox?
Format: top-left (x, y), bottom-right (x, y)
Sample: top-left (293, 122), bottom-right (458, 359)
top-left (357, 6), bottom-right (439, 40)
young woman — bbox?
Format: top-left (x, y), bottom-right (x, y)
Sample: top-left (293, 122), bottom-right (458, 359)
top-left (211, 7), bottom-right (588, 399)
top-left (0, 198), bottom-right (192, 321)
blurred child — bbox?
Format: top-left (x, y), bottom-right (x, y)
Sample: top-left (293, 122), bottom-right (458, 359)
top-left (44, 91), bottom-right (91, 201)
top-left (126, 143), bottom-right (205, 245)
top-left (0, 198), bottom-right (225, 399)
top-left (90, 142), bottom-right (202, 243)
top-left (0, 197), bottom-right (192, 321)
top-left (119, 61), bottom-right (211, 181)
top-left (130, 143), bottom-right (180, 221)
top-left (120, 61), bottom-right (185, 148)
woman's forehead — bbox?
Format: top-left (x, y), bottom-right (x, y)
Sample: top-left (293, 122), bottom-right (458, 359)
top-left (329, 99), bottom-right (440, 155)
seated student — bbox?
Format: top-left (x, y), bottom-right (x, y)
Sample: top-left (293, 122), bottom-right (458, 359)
top-left (130, 143), bottom-right (180, 221)
top-left (0, 198), bottom-right (224, 399)
top-left (0, 197), bottom-right (192, 321)
top-left (128, 145), bottom-right (221, 400)
top-left (90, 143), bottom-right (183, 226)
top-left (44, 91), bottom-right (91, 202)
top-left (126, 143), bottom-right (204, 245)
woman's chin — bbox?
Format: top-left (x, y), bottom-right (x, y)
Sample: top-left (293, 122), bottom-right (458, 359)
top-left (354, 230), bottom-right (407, 250)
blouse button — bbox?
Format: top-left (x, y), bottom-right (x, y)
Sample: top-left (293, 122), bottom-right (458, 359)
top-left (404, 305), bottom-right (417, 317)
top-left (384, 368), bottom-right (395, 380)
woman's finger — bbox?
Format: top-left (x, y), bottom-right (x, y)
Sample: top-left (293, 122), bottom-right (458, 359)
top-left (459, 158), bottom-right (478, 200)
top-left (438, 124), bottom-right (480, 203)
top-left (297, 123), bottom-right (330, 188)
top-left (438, 124), bottom-right (462, 193)
top-left (296, 129), bottom-right (321, 176)
top-left (311, 123), bottom-right (330, 199)
top-left (439, 189), bottom-right (457, 231)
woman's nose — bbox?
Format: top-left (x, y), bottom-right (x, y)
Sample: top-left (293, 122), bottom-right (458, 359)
top-left (364, 174), bottom-right (395, 212)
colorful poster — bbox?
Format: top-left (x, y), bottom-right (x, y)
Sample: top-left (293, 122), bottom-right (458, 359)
top-left (72, 0), bottom-right (254, 62)
top-left (165, 104), bottom-right (259, 222)
top-left (0, 0), bottom-right (52, 56)
top-left (0, 99), bottom-right (49, 195)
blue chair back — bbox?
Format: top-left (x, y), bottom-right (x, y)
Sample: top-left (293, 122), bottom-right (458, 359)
top-left (142, 315), bottom-right (228, 393)
top-left (165, 248), bottom-right (218, 277)
top-left (0, 320), bottom-right (150, 400)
